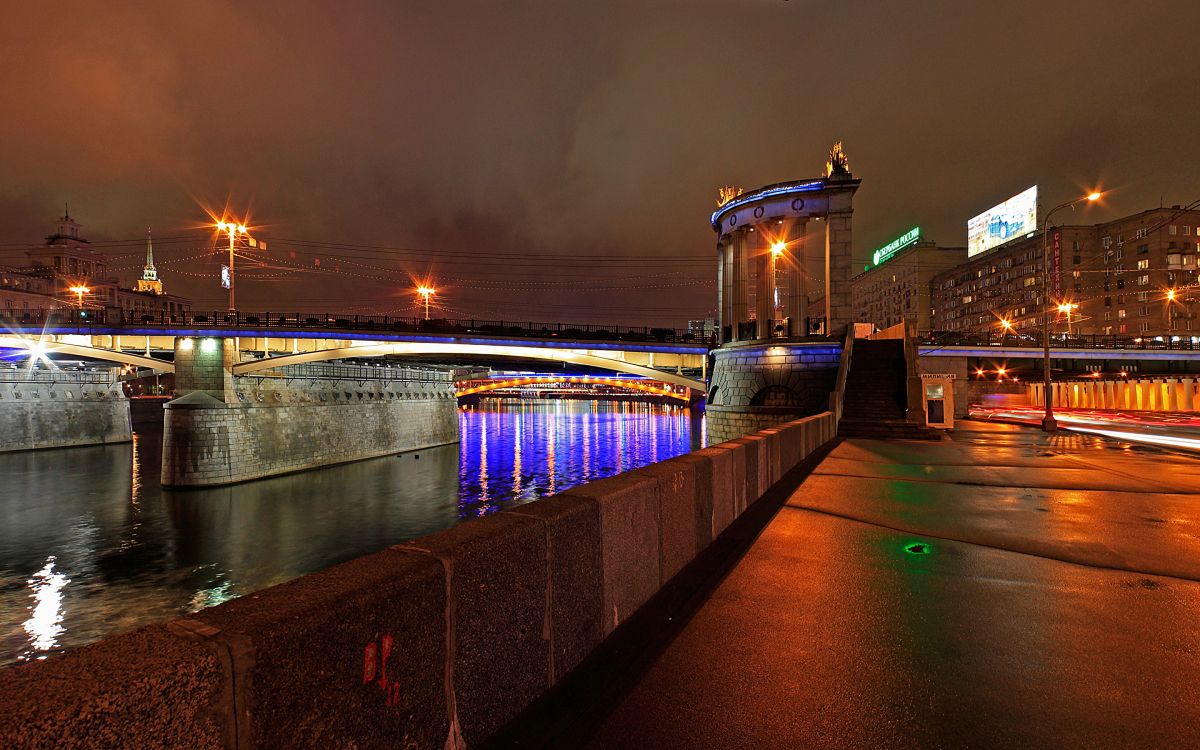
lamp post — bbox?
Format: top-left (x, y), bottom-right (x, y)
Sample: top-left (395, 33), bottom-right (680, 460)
top-left (417, 285), bottom-right (436, 320)
top-left (1057, 302), bottom-right (1078, 336)
top-left (68, 284), bottom-right (89, 310)
top-left (1165, 288), bottom-right (1177, 336)
top-left (770, 242), bottom-right (785, 336)
top-left (1041, 191), bottom-right (1101, 432)
top-left (216, 220), bottom-right (248, 312)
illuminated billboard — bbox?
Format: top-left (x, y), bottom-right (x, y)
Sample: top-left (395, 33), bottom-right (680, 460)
top-left (872, 227), bottom-right (920, 266)
top-left (967, 185), bottom-right (1037, 258)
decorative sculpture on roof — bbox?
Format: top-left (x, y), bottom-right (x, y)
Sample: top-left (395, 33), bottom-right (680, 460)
top-left (825, 141), bottom-right (851, 178)
top-left (716, 185), bottom-right (744, 207)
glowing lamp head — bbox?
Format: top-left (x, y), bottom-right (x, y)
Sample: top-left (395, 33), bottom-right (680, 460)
top-left (417, 286), bottom-right (435, 296)
top-left (68, 285), bottom-right (89, 295)
top-left (1167, 289), bottom-right (1177, 302)
top-left (996, 367), bottom-right (1007, 377)
top-left (999, 318), bottom-right (1013, 330)
top-left (1087, 192), bottom-right (1102, 202)
top-left (770, 242), bottom-right (786, 256)
top-left (216, 221), bottom-right (228, 232)
top-left (237, 224), bottom-right (247, 234)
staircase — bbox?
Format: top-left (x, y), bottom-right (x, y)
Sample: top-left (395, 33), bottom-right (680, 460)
top-left (838, 339), bottom-right (940, 440)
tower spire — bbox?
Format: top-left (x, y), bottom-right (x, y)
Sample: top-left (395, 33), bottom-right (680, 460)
top-left (136, 227), bottom-right (163, 294)
top-left (145, 228), bottom-right (156, 274)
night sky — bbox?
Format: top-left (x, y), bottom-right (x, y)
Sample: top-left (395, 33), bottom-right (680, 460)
top-left (1, 1), bottom-right (1197, 326)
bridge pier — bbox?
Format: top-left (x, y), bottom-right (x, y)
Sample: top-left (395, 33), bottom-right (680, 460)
top-left (0, 367), bottom-right (130, 452)
top-left (162, 337), bottom-right (459, 487)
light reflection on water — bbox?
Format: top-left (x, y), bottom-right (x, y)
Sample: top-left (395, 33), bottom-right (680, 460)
top-left (0, 399), bottom-right (702, 667)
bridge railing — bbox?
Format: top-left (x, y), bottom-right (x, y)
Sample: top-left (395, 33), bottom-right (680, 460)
top-left (242, 360), bottom-right (452, 383)
top-left (2, 309), bottom-right (716, 346)
top-left (919, 329), bottom-right (1200, 351)
top-left (0, 366), bottom-right (116, 385)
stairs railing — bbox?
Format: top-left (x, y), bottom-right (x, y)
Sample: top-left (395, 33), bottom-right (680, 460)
top-left (830, 323), bottom-right (855, 427)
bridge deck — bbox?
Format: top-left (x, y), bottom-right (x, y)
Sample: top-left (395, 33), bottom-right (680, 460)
top-left (509, 422), bottom-right (1200, 747)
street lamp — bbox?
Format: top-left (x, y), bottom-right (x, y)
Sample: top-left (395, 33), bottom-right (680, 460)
top-left (68, 285), bottom-right (89, 309)
top-left (1057, 302), bottom-right (1079, 335)
top-left (1041, 190), bottom-right (1101, 432)
top-left (770, 242), bottom-right (786, 334)
top-left (417, 285), bottom-right (436, 320)
top-left (216, 220), bottom-right (249, 312)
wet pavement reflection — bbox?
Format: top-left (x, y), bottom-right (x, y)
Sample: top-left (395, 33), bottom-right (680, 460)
top-left (0, 399), bottom-right (701, 666)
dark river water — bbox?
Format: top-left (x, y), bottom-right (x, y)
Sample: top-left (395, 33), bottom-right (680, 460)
top-left (0, 399), bottom-right (704, 667)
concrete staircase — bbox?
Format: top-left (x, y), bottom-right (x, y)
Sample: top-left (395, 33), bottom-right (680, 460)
top-left (838, 339), bottom-right (940, 440)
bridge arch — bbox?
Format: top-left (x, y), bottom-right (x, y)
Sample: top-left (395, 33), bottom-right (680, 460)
top-left (0, 336), bottom-right (174, 372)
top-left (231, 342), bottom-right (706, 392)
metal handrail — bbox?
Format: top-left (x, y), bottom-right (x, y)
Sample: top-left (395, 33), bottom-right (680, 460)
top-left (919, 329), bottom-right (1200, 351)
top-left (830, 323), bottom-right (854, 424)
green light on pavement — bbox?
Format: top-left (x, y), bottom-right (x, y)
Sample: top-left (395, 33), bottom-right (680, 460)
top-left (904, 542), bottom-right (931, 555)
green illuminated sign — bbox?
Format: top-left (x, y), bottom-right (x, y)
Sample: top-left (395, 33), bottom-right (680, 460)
top-left (872, 226), bottom-right (920, 266)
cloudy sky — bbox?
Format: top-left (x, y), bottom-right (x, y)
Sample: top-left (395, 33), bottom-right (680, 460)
top-left (1, 1), bottom-right (1197, 325)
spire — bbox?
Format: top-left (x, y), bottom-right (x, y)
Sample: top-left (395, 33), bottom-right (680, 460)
top-left (142, 228), bottom-right (158, 281)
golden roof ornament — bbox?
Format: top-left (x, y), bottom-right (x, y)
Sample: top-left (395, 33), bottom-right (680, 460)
top-left (716, 185), bottom-right (743, 207)
top-left (825, 141), bottom-right (851, 178)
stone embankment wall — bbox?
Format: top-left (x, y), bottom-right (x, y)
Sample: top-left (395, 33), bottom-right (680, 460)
top-left (162, 374), bottom-right (458, 486)
top-left (0, 412), bottom-right (837, 749)
top-left (0, 372), bottom-right (130, 452)
top-left (707, 341), bottom-right (840, 443)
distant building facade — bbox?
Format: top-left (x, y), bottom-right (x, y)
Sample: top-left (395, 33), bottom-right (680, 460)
top-left (688, 317), bottom-right (716, 340)
top-left (931, 206), bottom-right (1200, 338)
top-left (2, 210), bottom-right (191, 319)
top-left (851, 230), bottom-right (965, 331)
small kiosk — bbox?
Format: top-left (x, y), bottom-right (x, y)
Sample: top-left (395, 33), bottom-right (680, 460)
top-left (921, 373), bottom-right (956, 430)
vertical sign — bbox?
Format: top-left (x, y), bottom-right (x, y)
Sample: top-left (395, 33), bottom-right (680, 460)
top-left (1052, 231), bottom-right (1062, 297)
top-left (220, 265), bottom-right (231, 289)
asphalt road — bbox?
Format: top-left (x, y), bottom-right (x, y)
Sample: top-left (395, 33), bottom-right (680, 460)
top-left (582, 422), bottom-right (1200, 749)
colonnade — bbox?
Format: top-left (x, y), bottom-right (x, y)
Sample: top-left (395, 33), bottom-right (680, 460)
top-left (718, 220), bottom-right (809, 342)
top-left (1028, 377), bottom-right (1200, 412)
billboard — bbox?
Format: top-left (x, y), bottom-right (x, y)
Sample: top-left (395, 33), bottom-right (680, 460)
top-left (967, 185), bottom-right (1037, 258)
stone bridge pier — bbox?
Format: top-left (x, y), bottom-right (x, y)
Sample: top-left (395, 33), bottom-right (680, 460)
top-left (162, 336), bottom-right (459, 487)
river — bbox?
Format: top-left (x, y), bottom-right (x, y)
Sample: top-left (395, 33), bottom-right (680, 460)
top-left (0, 399), bottom-right (704, 668)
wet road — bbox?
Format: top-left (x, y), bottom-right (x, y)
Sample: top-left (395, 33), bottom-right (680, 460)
top-left (0, 400), bottom-right (702, 667)
top-left (584, 422), bottom-right (1200, 748)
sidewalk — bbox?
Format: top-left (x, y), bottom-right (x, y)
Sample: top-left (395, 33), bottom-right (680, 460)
top-left (582, 422), bottom-right (1200, 748)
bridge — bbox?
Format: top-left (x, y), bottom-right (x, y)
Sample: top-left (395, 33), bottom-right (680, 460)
top-left (0, 309), bottom-right (710, 391)
top-left (455, 375), bottom-right (692, 402)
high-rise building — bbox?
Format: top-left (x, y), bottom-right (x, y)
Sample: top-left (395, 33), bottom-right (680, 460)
top-left (930, 205), bottom-right (1200, 339)
top-left (851, 228), bottom-right (965, 332)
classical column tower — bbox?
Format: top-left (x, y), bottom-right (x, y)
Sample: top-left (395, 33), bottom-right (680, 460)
top-left (706, 143), bottom-right (861, 443)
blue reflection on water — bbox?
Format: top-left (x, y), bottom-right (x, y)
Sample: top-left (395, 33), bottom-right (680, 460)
top-left (458, 400), bottom-right (702, 517)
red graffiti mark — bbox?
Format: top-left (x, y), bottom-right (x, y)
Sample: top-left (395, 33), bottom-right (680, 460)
top-left (363, 642), bottom-right (377, 684)
top-left (378, 634), bottom-right (394, 690)
top-left (363, 633), bottom-right (401, 707)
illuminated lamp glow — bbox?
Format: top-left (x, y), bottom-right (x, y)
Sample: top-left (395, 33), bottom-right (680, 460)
top-left (200, 338), bottom-right (218, 354)
top-left (179, 338), bottom-right (193, 351)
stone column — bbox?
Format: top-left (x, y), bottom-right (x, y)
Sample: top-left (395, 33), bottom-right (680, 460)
top-left (716, 241), bottom-right (726, 343)
top-left (787, 220), bottom-right (808, 336)
top-left (732, 230), bottom-right (749, 341)
top-left (755, 242), bottom-right (772, 340)
top-left (825, 210), bottom-right (854, 337)
top-left (1181, 378), bottom-right (1195, 412)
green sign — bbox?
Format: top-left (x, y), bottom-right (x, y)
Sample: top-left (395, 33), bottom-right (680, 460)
top-left (872, 226), bottom-right (920, 266)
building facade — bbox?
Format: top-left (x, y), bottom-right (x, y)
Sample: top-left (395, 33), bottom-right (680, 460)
top-left (2, 211), bottom-right (191, 319)
top-left (931, 206), bottom-right (1200, 339)
top-left (851, 230), bottom-right (965, 332)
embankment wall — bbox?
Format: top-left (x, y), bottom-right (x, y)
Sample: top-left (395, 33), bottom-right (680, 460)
top-left (0, 377), bottom-right (130, 452)
top-left (0, 412), bottom-right (837, 749)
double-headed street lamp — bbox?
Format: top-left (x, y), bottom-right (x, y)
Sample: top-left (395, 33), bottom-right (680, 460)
top-left (216, 220), bottom-right (248, 312)
top-left (417, 285), bottom-right (436, 320)
top-left (1041, 190), bottom-right (1101, 432)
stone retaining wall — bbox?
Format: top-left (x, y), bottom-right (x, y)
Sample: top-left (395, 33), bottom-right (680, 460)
top-left (0, 377), bottom-right (130, 452)
top-left (0, 412), bottom-right (837, 749)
